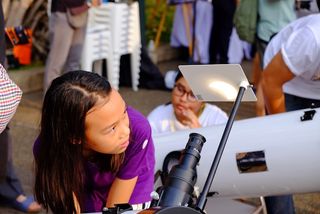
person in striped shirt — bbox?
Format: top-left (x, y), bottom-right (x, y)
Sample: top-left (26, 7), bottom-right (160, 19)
top-left (0, 63), bottom-right (22, 133)
top-left (0, 3), bottom-right (42, 212)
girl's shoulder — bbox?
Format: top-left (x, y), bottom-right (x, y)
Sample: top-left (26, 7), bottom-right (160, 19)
top-left (127, 106), bottom-right (148, 124)
top-left (127, 106), bottom-right (152, 138)
top-left (122, 107), bottom-right (155, 174)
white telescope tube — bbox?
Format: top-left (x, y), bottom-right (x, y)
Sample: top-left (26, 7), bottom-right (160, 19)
top-left (153, 108), bottom-right (320, 198)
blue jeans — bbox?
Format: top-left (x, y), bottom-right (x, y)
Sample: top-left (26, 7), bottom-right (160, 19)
top-left (285, 93), bottom-right (320, 111)
top-left (0, 127), bottom-right (24, 200)
top-left (264, 195), bottom-right (295, 214)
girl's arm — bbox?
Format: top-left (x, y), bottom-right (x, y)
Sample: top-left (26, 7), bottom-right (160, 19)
top-left (106, 176), bottom-right (138, 208)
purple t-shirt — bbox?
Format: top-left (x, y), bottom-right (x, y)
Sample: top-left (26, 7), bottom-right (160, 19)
top-left (33, 106), bottom-right (155, 213)
top-left (83, 107), bottom-right (155, 212)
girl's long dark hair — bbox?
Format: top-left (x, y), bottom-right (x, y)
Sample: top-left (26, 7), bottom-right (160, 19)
top-left (34, 71), bottom-right (121, 213)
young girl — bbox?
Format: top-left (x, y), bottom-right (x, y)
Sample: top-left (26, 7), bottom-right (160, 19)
top-left (148, 71), bottom-right (228, 134)
top-left (33, 71), bottom-right (155, 213)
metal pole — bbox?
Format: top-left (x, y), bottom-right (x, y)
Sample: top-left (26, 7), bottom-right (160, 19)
top-left (196, 86), bottom-right (247, 211)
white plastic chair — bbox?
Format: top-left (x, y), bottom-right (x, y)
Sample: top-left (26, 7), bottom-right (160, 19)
top-left (81, 24), bottom-right (119, 88)
top-left (82, 2), bottom-right (141, 91)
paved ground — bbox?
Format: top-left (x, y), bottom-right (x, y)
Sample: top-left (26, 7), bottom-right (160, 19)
top-left (1, 59), bottom-right (320, 213)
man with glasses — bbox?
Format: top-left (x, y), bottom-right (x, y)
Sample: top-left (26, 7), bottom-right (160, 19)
top-left (148, 71), bottom-right (227, 134)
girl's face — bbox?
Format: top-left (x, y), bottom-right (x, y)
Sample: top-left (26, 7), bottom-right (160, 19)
top-left (84, 89), bottom-right (130, 155)
top-left (171, 77), bottom-right (203, 121)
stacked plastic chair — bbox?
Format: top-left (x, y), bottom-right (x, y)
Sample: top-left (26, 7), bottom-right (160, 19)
top-left (81, 8), bottom-right (113, 81)
top-left (82, 2), bottom-right (141, 91)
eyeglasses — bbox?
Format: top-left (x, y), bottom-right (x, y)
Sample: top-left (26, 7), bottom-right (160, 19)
top-left (173, 84), bottom-right (197, 102)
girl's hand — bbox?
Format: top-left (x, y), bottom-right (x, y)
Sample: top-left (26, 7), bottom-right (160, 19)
top-left (106, 177), bottom-right (138, 208)
top-left (181, 108), bottom-right (201, 129)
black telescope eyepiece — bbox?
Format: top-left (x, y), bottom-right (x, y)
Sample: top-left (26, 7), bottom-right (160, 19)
top-left (157, 133), bottom-right (206, 208)
top-left (186, 133), bottom-right (206, 153)
top-left (182, 133), bottom-right (206, 169)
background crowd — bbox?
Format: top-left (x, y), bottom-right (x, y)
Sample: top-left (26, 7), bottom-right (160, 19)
top-left (0, 0), bottom-right (320, 213)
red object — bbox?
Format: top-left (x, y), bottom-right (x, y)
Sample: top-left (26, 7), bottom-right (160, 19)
top-left (12, 29), bottom-right (32, 65)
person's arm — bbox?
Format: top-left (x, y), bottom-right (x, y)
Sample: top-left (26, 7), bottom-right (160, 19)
top-left (261, 51), bottom-right (295, 114)
top-left (106, 176), bottom-right (138, 207)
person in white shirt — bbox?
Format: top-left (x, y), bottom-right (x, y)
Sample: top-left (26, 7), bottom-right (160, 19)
top-left (262, 12), bottom-right (320, 114)
top-left (261, 3), bottom-right (320, 213)
top-left (148, 71), bottom-right (228, 135)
